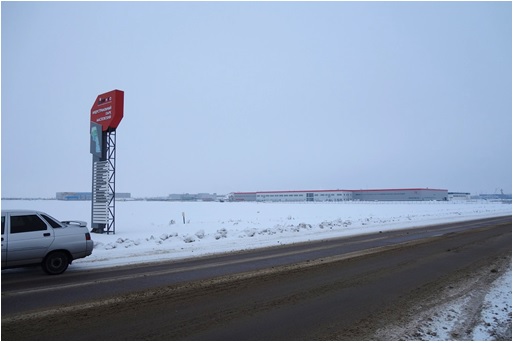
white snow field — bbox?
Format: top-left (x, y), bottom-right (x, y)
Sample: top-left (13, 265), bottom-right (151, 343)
top-left (2, 199), bottom-right (511, 340)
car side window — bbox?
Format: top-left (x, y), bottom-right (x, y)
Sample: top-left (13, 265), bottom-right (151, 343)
top-left (1, 216), bottom-right (4, 235)
top-left (41, 214), bottom-right (62, 228)
top-left (10, 215), bottom-right (48, 234)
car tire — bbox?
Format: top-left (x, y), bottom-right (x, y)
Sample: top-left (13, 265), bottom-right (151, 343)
top-left (42, 251), bottom-right (69, 275)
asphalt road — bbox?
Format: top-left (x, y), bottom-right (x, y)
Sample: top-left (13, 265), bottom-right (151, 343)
top-left (2, 216), bottom-right (511, 340)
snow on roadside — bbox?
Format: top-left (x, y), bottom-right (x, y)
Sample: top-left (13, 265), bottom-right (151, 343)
top-left (421, 261), bottom-right (512, 341)
top-left (471, 264), bottom-right (512, 340)
top-left (372, 258), bottom-right (512, 341)
top-left (1, 200), bottom-right (510, 270)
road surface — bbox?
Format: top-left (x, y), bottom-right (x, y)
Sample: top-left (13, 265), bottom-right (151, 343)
top-left (2, 216), bottom-right (511, 340)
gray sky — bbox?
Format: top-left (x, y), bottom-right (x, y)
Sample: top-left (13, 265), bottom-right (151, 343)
top-left (2, 1), bottom-right (511, 198)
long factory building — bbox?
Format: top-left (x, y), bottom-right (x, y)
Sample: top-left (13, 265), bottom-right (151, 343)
top-left (229, 188), bottom-right (449, 202)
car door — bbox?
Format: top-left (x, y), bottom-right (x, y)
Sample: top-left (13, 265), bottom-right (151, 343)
top-left (1, 215), bottom-right (6, 268)
top-left (6, 212), bottom-right (55, 267)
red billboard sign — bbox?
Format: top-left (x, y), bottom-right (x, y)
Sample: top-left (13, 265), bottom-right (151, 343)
top-left (90, 89), bottom-right (124, 131)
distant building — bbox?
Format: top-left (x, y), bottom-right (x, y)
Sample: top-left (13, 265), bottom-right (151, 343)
top-left (167, 193), bottom-right (219, 201)
top-left (477, 193), bottom-right (512, 201)
top-left (352, 188), bottom-right (448, 201)
top-left (448, 192), bottom-right (471, 201)
top-left (56, 192), bottom-right (131, 201)
top-left (229, 188), bottom-right (448, 202)
top-left (256, 190), bottom-right (352, 202)
top-left (229, 192), bottom-right (257, 202)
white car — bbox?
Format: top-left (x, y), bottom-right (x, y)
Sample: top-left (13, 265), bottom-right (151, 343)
top-left (1, 210), bottom-right (94, 275)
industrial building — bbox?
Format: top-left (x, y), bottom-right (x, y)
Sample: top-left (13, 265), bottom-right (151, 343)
top-left (257, 190), bottom-right (353, 202)
top-left (229, 188), bottom-right (448, 202)
top-left (56, 192), bottom-right (131, 201)
top-left (352, 188), bottom-right (448, 201)
top-left (448, 192), bottom-right (471, 201)
top-left (230, 192), bottom-right (258, 202)
top-left (168, 193), bottom-right (219, 201)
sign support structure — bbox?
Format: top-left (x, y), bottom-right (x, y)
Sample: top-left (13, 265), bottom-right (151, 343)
top-left (90, 90), bottom-right (124, 234)
top-left (105, 129), bottom-right (116, 234)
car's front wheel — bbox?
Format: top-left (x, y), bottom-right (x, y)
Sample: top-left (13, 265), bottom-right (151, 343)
top-left (42, 251), bottom-right (69, 275)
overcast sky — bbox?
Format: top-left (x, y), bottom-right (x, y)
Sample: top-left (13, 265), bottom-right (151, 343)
top-left (2, 1), bottom-right (511, 198)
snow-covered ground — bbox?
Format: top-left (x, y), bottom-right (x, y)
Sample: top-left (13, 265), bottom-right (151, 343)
top-left (373, 256), bottom-right (512, 341)
top-left (473, 265), bottom-right (512, 340)
top-left (2, 199), bottom-right (511, 339)
top-left (2, 200), bottom-right (509, 270)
